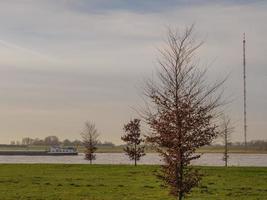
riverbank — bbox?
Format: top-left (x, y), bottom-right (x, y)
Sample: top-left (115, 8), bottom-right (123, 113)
top-left (0, 164), bottom-right (266, 200)
top-left (1, 145), bottom-right (267, 154)
top-left (0, 150), bottom-right (78, 156)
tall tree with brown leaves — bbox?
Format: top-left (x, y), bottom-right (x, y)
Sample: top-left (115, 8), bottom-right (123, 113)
top-left (81, 121), bottom-right (99, 164)
top-left (121, 119), bottom-right (145, 166)
top-left (144, 25), bottom-right (224, 200)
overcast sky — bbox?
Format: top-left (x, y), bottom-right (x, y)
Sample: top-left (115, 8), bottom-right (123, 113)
top-left (0, 0), bottom-right (266, 144)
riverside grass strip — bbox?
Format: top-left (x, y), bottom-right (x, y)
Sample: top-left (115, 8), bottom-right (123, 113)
top-left (0, 164), bottom-right (266, 200)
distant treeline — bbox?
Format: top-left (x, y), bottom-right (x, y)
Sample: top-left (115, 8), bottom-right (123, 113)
top-left (4, 138), bottom-right (267, 150)
top-left (212, 140), bottom-right (267, 150)
top-left (7, 136), bottom-right (115, 147)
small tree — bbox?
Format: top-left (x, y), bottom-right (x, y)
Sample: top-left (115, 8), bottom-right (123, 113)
top-left (144, 25), bottom-right (224, 200)
top-left (121, 119), bottom-right (145, 166)
top-left (81, 121), bottom-right (99, 164)
top-left (220, 115), bottom-right (234, 167)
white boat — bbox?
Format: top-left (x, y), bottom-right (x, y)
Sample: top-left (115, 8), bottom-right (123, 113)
top-left (47, 146), bottom-right (78, 155)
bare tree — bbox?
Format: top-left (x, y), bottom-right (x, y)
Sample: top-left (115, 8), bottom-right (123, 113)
top-left (220, 115), bottom-right (234, 167)
top-left (44, 136), bottom-right (60, 146)
top-left (143, 25), bottom-right (224, 200)
top-left (81, 121), bottom-right (99, 164)
top-left (62, 139), bottom-right (72, 146)
top-left (121, 119), bottom-right (145, 166)
top-left (21, 137), bottom-right (34, 145)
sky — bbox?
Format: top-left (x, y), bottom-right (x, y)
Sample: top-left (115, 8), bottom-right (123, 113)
top-left (0, 0), bottom-right (266, 144)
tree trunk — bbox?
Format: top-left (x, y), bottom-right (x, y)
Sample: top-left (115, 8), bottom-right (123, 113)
top-left (134, 143), bottom-right (137, 166)
top-left (178, 153), bottom-right (184, 200)
top-left (225, 128), bottom-right (228, 167)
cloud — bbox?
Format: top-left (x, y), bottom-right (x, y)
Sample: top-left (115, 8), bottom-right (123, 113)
top-left (0, 0), bottom-right (266, 143)
top-left (64, 0), bottom-right (266, 14)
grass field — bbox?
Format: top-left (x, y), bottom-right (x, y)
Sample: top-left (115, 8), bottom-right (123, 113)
top-left (0, 164), bottom-right (266, 200)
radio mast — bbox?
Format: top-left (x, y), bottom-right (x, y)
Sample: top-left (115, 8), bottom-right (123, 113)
top-left (243, 33), bottom-right (247, 148)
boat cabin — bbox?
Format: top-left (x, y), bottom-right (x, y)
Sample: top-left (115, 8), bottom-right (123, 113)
top-left (49, 146), bottom-right (77, 153)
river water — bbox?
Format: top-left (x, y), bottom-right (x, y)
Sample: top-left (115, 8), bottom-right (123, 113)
top-left (0, 153), bottom-right (267, 166)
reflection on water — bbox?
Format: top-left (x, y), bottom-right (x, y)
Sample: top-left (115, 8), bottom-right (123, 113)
top-left (0, 153), bottom-right (267, 166)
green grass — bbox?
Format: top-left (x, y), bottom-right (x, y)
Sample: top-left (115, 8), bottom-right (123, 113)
top-left (0, 165), bottom-right (266, 200)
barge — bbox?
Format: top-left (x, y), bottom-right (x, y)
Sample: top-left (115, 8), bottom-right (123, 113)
top-left (0, 146), bottom-right (78, 156)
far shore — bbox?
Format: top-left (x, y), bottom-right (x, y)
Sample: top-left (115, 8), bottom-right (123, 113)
top-left (0, 145), bottom-right (266, 154)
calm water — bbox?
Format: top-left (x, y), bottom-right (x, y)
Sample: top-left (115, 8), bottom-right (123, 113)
top-left (0, 153), bottom-right (267, 166)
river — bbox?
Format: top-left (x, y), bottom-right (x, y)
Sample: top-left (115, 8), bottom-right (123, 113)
top-left (0, 153), bottom-right (267, 166)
